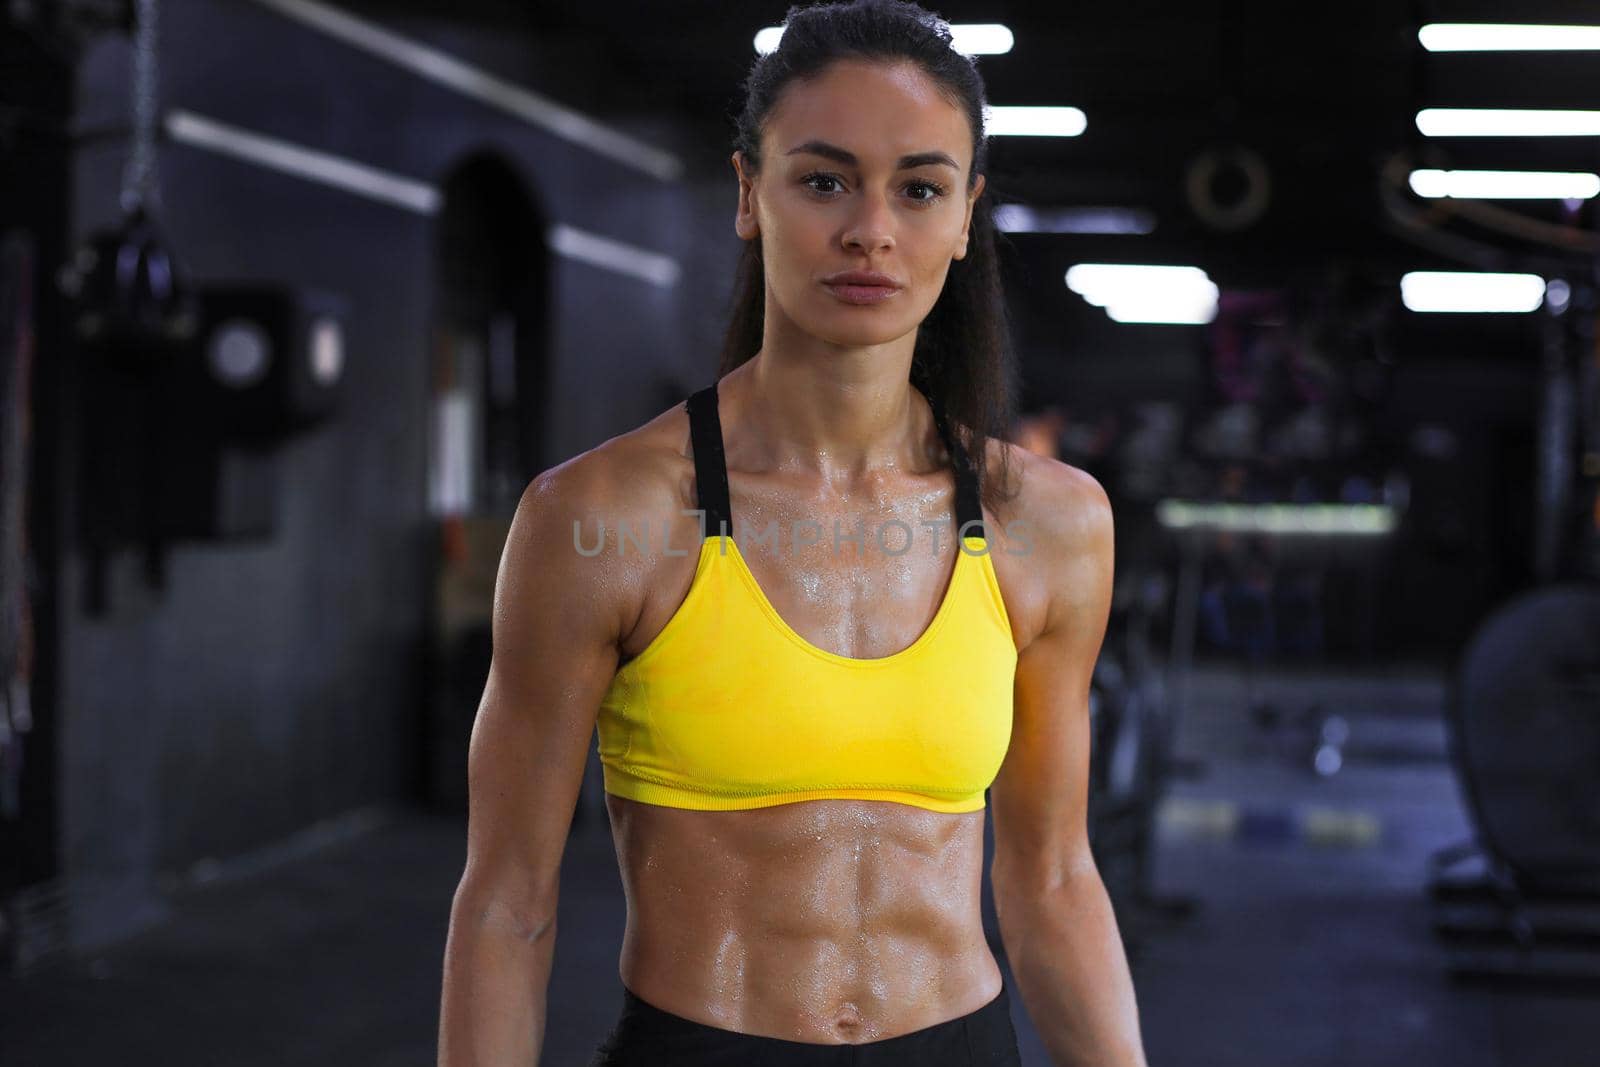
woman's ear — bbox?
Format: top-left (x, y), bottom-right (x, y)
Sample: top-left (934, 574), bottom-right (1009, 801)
top-left (732, 151), bottom-right (760, 240)
top-left (954, 172), bottom-right (985, 260)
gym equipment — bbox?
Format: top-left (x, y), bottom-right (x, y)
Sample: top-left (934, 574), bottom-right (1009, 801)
top-left (1088, 565), bottom-right (1197, 941)
top-left (56, 0), bottom-right (198, 611)
top-left (56, 0), bottom-right (348, 611)
top-left (183, 283), bottom-right (348, 444)
top-left (61, 205), bottom-right (199, 371)
top-left (1418, 156), bottom-right (1600, 976)
top-left (1165, 501), bottom-right (1398, 777)
top-left (59, 0), bottom-right (198, 363)
top-left (1430, 583), bottom-right (1600, 982)
top-left (1185, 144), bottom-right (1272, 234)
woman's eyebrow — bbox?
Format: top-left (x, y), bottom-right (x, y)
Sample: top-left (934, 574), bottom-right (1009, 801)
top-left (784, 139), bottom-right (959, 171)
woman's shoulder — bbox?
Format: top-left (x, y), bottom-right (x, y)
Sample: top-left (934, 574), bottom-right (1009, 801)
top-left (977, 436), bottom-right (1114, 650)
top-left (519, 397), bottom-right (695, 548)
top-left (568, 397), bottom-right (692, 499)
top-left (977, 436), bottom-right (1111, 547)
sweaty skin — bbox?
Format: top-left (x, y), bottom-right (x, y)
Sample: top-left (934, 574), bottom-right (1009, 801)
top-left (601, 366), bottom-right (1047, 1044)
top-left (443, 53), bottom-right (1140, 1067)
top-left (608, 793), bottom-right (994, 1042)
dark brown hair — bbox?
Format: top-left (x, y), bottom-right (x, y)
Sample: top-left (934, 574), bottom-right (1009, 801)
top-left (720, 0), bottom-right (1020, 518)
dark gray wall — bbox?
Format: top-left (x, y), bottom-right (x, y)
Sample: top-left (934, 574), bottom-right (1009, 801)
top-left (56, 0), bottom-right (738, 951)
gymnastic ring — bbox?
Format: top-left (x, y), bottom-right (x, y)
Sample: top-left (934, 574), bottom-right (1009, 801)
top-left (1185, 145), bottom-right (1272, 232)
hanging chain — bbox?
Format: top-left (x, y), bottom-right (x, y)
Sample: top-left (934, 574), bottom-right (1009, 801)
top-left (120, 0), bottom-right (160, 215)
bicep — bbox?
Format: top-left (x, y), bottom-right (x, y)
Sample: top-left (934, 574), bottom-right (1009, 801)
top-left (454, 465), bottom-right (630, 932)
top-left (989, 469), bottom-right (1115, 895)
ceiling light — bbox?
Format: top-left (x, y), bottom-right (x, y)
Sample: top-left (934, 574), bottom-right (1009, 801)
top-left (754, 23), bottom-right (1014, 56)
top-left (1156, 501), bottom-right (1398, 535)
top-left (1065, 263), bottom-right (1218, 325)
top-left (1416, 109), bottom-right (1600, 136)
top-left (993, 205), bottom-right (1156, 234)
top-left (1399, 271), bottom-right (1546, 312)
top-left (1419, 23), bottom-right (1600, 51)
top-left (1409, 168), bottom-right (1600, 199)
top-left (950, 24), bottom-right (1014, 54)
top-left (982, 106), bottom-right (1087, 137)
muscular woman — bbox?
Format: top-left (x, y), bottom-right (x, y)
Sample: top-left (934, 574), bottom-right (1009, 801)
top-left (438, 2), bottom-right (1147, 1064)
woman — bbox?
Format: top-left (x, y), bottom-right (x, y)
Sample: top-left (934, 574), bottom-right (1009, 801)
top-left (437, 2), bottom-right (1148, 1064)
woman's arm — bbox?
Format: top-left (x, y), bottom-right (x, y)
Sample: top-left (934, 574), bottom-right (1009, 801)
top-left (437, 450), bottom-right (641, 1067)
top-left (989, 462), bottom-right (1149, 1067)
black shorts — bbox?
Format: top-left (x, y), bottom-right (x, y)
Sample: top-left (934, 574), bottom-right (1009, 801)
top-left (588, 980), bottom-right (1023, 1066)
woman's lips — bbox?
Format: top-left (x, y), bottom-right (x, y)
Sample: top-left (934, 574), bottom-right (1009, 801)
top-left (824, 282), bottom-right (901, 305)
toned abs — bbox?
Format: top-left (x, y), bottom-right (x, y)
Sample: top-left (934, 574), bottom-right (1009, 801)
top-left (606, 793), bottom-right (1001, 1043)
top-left (590, 404), bottom-right (1030, 1044)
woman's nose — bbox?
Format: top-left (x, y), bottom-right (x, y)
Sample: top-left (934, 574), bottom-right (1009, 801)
top-left (841, 194), bottom-right (895, 253)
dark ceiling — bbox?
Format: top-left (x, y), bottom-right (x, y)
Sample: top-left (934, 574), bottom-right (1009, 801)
top-left (361, 0), bottom-right (1600, 290)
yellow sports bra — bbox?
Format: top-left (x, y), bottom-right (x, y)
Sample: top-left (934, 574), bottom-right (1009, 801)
top-left (594, 378), bottom-right (1018, 813)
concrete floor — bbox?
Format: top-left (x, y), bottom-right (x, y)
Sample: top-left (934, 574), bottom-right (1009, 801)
top-left (4, 664), bottom-right (1599, 1065)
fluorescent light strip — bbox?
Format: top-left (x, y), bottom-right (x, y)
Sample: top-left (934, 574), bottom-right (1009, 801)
top-left (754, 22), bottom-right (1014, 55)
top-left (1399, 271), bottom-right (1545, 313)
top-left (1104, 300), bottom-right (1213, 325)
top-left (1419, 23), bottom-right (1600, 51)
top-left (165, 109), bottom-right (679, 287)
top-left (1416, 109), bottom-right (1600, 137)
top-left (993, 204), bottom-right (1156, 234)
top-left (247, 0), bottom-right (683, 181)
top-left (1156, 501), bottom-right (1398, 535)
top-left (951, 23), bottom-right (1014, 54)
top-left (165, 108), bottom-right (442, 214)
top-left (548, 224), bottom-right (680, 287)
top-left (983, 105), bottom-right (1087, 137)
top-left (1409, 168), bottom-right (1600, 199)
top-left (1066, 263), bottom-right (1218, 325)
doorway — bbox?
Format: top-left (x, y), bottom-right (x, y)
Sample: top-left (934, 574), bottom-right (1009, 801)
top-left (424, 153), bottom-right (549, 811)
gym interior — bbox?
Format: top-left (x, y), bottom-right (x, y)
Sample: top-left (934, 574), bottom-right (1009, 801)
top-left (2, 1), bottom-right (1598, 1064)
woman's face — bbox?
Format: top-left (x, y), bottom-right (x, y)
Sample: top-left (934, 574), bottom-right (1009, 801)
top-left (733, 59), bottom-right (985, 349)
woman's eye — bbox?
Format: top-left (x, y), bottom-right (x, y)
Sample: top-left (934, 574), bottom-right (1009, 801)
top-left (801, 174), bottom-right (946, 203)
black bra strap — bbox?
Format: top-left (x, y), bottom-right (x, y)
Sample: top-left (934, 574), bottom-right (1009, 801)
top-left (916, 382), bottom-right (985, 537)
top-left (685, 382), bottom-right (732, 539)
top-left (685, 377), bottom-right (984, 543)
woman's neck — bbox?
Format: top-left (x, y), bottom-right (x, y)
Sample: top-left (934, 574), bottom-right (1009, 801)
top-left (726, 346), bottom-right (937, 480)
